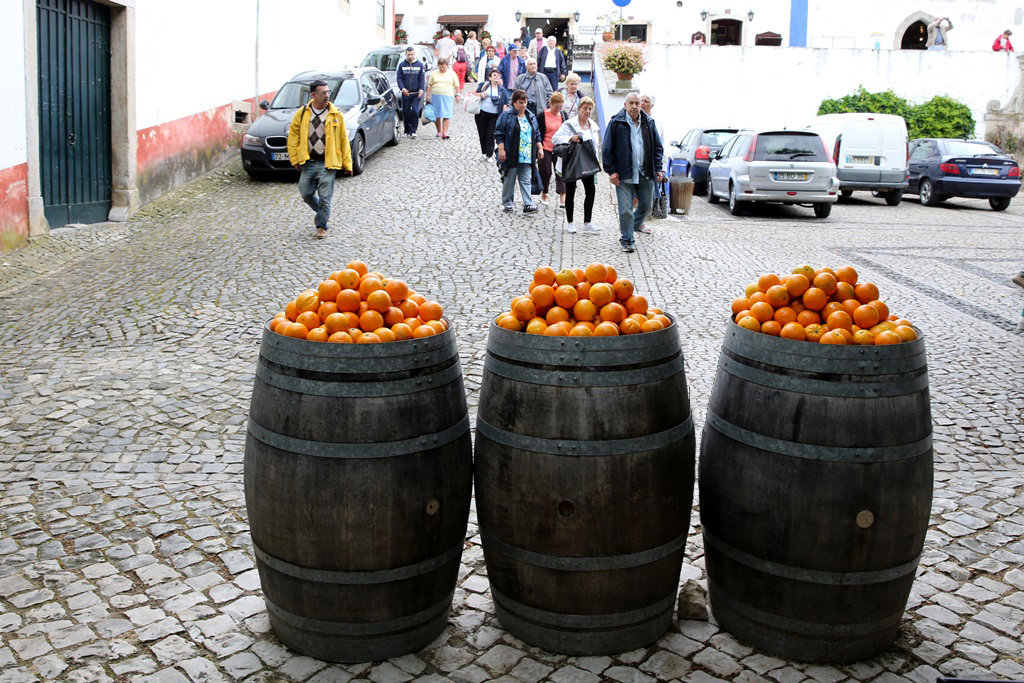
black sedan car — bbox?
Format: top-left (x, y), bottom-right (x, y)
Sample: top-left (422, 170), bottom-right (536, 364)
top-left (905, 138), bottom-right (1020, 210)
top-left (240, 68), bottom-right (400, 179)
top-left (668, 127), bottom-right (739, 193)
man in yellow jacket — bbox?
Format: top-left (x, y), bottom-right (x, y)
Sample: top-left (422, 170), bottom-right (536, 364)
top-left (287, 80), bottom-right (353, 239)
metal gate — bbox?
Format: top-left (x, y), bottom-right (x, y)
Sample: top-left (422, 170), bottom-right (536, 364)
top-left (37, 0), bottom-right (112, 227)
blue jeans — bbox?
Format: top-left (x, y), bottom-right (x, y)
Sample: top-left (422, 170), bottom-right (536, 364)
top-left (298, 160), bottom-right (336, 230)
top-left (615, 178), bottom-right (653, 247)
top-left (502, 163), bottom-right (534, 208)
top-left (401, 93), bottom-right (421, 134)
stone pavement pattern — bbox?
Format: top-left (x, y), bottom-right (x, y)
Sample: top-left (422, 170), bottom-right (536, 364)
top-left (1, 106), bottom-right (1023, 682)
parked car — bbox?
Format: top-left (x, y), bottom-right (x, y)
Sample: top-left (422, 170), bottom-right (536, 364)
top-left (240, 68), bottom-right (400, 179)
top-left (361, 45), bottom-right (437, 100)
top-left (706, 129), bottom-right (840, 217)
top-left (808, 113), bottom-right (908, 205)
top-left (668, 127), bottom-right (738, 193)
top-left (904, 138), bottom-right (1020, 211)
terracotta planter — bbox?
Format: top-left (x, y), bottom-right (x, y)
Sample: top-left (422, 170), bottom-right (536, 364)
top-left (616, 72), bottom-right (635, 81)
top-left (602, 31), bottom-right (614, 42)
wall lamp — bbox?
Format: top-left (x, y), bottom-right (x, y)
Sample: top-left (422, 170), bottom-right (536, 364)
top-left (747, 10), bottom-right (754, 21)
top-left (573, 12), bottom-right (580, 22)
top-left (514, 11), bottom-right (522, 22)
top-left (700, 10), bottom-right (708, 21)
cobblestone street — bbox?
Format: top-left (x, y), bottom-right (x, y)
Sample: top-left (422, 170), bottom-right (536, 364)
top-left (1, 107), bottom-right (1023, 683)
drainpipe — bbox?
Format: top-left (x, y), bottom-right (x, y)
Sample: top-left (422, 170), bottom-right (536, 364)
top-left (254, 0), bottom-right (260, 119)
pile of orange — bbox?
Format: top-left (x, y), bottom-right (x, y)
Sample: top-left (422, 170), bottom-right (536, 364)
top-left (731, 265), bottom-right (917, 345)
top-left (270, 261), bottom-right (447, 343)
top-left (497, 263), bottom-right (672, 336)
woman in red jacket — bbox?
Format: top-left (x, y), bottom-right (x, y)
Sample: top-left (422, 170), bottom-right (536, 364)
top-left (993, 30), bottom-right (1014, 51)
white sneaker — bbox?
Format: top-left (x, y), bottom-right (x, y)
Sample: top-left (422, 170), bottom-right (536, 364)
top-left (565, 222), bottom-right (576, 234)
top-left (539, 196), bottom-right (550, 206)
top-left (581, 222), bottom-right (600, 233)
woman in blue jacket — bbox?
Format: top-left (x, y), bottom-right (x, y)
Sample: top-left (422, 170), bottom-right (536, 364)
top-left (471, 68), bottom-right (510, 160)
top-left (494, 89), bottom-right (543, 214)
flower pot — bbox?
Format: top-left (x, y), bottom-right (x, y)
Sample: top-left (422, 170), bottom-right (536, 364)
top-left (602, 31), bottom-right (614, 42)
top-left (616, 72), bottom-right (635, 81)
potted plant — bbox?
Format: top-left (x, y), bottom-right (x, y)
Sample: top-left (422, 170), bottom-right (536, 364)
top-left (480, 29), bottom-right (491, 41)
top-left (603, 45), bottom-right (645, 82)
top-left (432, 29), bottom-right (445, 42)
top-left (394, 28), bottom-right (408, 45)
top-left (597, 12), bottom-right (624, 42)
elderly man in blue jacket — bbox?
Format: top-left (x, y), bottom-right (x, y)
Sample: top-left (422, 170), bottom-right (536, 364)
top-left (536, 36), bottom-right (567, 91)
top-left (499, 41), bottom-right (527, 90)
top-left (602, 92), bottom-right (664, 253)
top-left (396, 47), bottom-right (426, 138)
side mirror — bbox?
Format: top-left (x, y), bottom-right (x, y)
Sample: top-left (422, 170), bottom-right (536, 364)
top-left (708, 151), bottom-right (720, 160)
top-left (670, 140), bottom-right (679, 147)
top-left (366, 94), bottom-right (383, 106)
top-left (259, 100), bottom-right (270, 111)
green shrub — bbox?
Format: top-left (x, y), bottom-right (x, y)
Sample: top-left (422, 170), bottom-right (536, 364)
top-left (603, 45), bottom-right (645, 76)
top-left (818, 86), bottom-right (975, 139)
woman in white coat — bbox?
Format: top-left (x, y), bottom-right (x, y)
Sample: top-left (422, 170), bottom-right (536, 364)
top-left (551, 96), bottom-right (600, 235)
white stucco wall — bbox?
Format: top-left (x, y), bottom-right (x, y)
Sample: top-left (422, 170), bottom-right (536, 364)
top-left (2, 0), bottom-right (27, 170)
top-left (623, 45), bottom-right (1021, 146)
top-left (135, 0), bottom-right (393, 130)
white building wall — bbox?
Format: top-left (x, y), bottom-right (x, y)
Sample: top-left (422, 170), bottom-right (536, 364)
top-left (2, 0), bottom-right (27, 170)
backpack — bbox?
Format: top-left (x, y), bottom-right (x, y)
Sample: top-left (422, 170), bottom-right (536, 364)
top-left (456, 47), bottom-right (467, 63)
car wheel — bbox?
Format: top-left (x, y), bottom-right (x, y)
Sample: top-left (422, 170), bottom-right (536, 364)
top-left (840, 189), bottom-right (853, 198)
top-left (386, 113), bottom-right (401, 147)
top-left (885, 189), bottom-right (903, 206)
top-left (351, 133), bottom-right (366, 176)
top-left (989, 197), bottom-right (1011, 211)
top-left (728, 183), bottom-right (744, 216)
top-left (245, 168), bottom-right (265, 181)
top-left (706, 176), bottom-right (719, 203)
top-left (919, 178), bottom-right (940, 206)
top-left (813, 202), bottom-right (832, 218)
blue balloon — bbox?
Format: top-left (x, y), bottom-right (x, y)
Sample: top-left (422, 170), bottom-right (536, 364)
top-left (612, 0), bottom-right (631, 6)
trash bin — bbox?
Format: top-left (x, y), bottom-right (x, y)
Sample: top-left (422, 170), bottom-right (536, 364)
top-left (669, 159), bottom-right (694, 214)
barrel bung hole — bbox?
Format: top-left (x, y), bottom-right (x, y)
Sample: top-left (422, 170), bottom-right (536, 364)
top-left (425, 499), bottom-right (440, 516)
top-left (557, 500), bottom-right (575, 517)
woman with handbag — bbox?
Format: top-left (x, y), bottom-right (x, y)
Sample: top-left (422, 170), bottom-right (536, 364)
top-left (552, 96), bottom-right (600, 234)
top-left (471, 68), bottom-right (510, 160)
top-left (536, 92), bottom-right (568, 209)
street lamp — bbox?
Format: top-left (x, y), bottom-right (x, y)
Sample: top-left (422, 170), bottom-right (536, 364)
top-left (700, 10), bottom-right (708, 21)
top-left (573, 11), bottom-right (580, 22)
top-left (747, 10), bottom-right (754, 21)
top-left (514, 11), bottom-right (521, 22)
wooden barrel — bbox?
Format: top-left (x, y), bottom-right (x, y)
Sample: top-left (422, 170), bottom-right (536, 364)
top-left (699, 323), bottom-right (933, 663)
top-left (475, 318), bottom-right (695, 655)
top-left (244, 321), bottom-right (472, 663)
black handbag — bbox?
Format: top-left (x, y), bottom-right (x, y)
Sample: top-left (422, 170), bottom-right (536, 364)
top-left (561, 141), bottom-right (601, 183)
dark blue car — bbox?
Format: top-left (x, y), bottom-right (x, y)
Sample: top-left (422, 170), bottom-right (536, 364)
top-left (668, 127), bottom-right (738, 194)
top-left (905, 138), bottom-right (1020, 211)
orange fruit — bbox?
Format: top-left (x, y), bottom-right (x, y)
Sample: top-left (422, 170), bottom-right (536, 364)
top-left (575, 281), bottom-right (591, 300)
top-left (804, 323), bottom-right (826, 342)
top-left (619, 318), bottom-right (642, 335)
top-left (840, 299), bottom-right (860, 317)
top-left (392, 322), bottom-right (414, 340)
top-left (826, 310), bottom-right (853, 331)
top-left (835, 328), bottom-right (854, 344)
top-left (894, 325), bottom-right (917, 342)
top-left (296, 290), bottom-right (320, 313)
top-left (790, 300), bottom-right (805, 313)
top-left (594, 321), bottom-right (620, 336)
top-left (554, 268), bottom-right (578, 286)
top-left (347, 260), bottom-right (368, 276)
top-left (834, 282), bottom-right (856, 302)
top-left (784, 274), bottom-right (810, 298)
top-left (358, 277), bottom-right (384, 299)
top-left (792, 265), bottom-right (816, 281)
top-left (359, 310), bottom-right (384, 332)
top-left (765, 285), bottom-right (790, 308)
top-left (641, 319), bottom-right (664, 333)
top-left (384, 307), bottom-right (405, 326)
top-left (318, 280), bottom-right (341, 303)
top-left (573, 299), bottom-right (598, 322)
top-left (604, 265), bottom-right (618, 284)
top-left (512, 298), bottom-right (536, 321)
top-left (408, 292), bottom-right (426, 306)
top-left (744, 283), bottom-right (760, 298)
top-left (731, 298), bottom-right (750, 316)
top-left (589, 282), bottom-right (614, 307)
top-left (366, 289), bottom-right (392, 313)
top-left (348, 328), bottom-right (363, 341)
top-left (296, 311), bottom-right (320, 330)
top-left (624, 295), bottom-right (648, 315)
top-left (749, 301), bottom-right (774, 323)
top-left (318, 301), bottom-right (339, 320)
top-left (412, 324), bottom-right (436, 338)
top-left (554, 285), bottom-right (579, 309)
top-left (875, 330), bottom-right (901, 345)
top-left (600, 302), bottom-right (627, 324)
top-left (338, 311), bottom-right (360, 330)
top-left (396, 298), bottom-right (419, 318)
top-left (761, 320), bottom-right (782, 336)
top-left (747, 291), bottom-right (767, 305)
top-left (571, 267), bottom-right (586, 283)
top-left (796, 309), bottom-right (821, 327)
top-left (836, 265), bottom-right (858, 284)
top-left (419, 301), bottom-right (443, 321)
top-left (531, 285), bottom-right (555, 308)
top-left (497, 314), bottom-right (521, 330)
top-left (802, 288), bottom-right (827, 311)
top-left (545, 306), bottom-right (570, 325)
top-left (773, 307), bottom-right (797, 325)
top-left (736, 316), bottom-right (761, 331)
top-left (384, 280), bottom-right (409, 302)
top-left (853, 304), bottom-right (880, 329)
top-left (758, 274), bottom-right (781, 292)
top-left (525, 318), bottom-right (548, 335)
top-left (569, 324), bottom-right (593, 337)
top-left (854, 282), bottom-right (880, 304)
top-left (853, 329), bottom-right (876, 345)
top-left (653, 314), bottom-right (671, 328)
top-left (820, 330), bottom-right (847, 345)
top-left (822, 301), bottom-right (845, 320)
top-left (373, 327), bottom-right (396, 343)
top-left (780, 322), bottom-right (806, 341)
top-left (356, 332), bottom-right (381, 344)
top-left (336, 289), bottom-right (361, 312)
top-left (543, 321), bottom-right (571, 336)
top-left (427, 320), bottom-right (445, 334)
top-left (585, 263), bottom-right (608, 284)
top-left (282, 322), bottom-right (308, 339)
top-left (284, 301), bottom-right (299, 322)
top-left (868, 300), bottom-right (889, 321)
top-left (534, 266), bottom-right (557, 286)
top-left (335, 269), bottom-right (361, 290)
top-left (812, 272), bottom-right (838, 296)
top-left (328, 330), bottom-right (353, 343)
top-left (324, 312), bottom-right (348, 334)
top-left (614, 279), bottom-right (635, 301)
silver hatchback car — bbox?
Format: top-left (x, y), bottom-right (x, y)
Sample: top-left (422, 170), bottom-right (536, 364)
top-left (706, 129), bottom-right (840, 217)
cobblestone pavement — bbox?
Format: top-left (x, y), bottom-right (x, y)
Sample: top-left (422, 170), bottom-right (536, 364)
top-left (1, 106), bottom-right (1022, 682)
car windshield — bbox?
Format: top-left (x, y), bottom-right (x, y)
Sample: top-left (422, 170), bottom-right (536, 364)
top-left (943, 140), bottom-right (1004, 157)
top-left (755, 134), bottom-right (827, 161)
top-left (362, 51), bottom-right (404, 72)
top-left (701, 130), bottom-right (737, 146)
top-left (269, 78), bottom-right (359, 109)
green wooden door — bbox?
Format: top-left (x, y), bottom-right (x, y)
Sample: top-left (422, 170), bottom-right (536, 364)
top-left (37, 0), bottom-right (112, 227)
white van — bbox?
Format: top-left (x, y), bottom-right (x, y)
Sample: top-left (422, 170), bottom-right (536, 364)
top-left (807, 113), bottom-right (908, 205)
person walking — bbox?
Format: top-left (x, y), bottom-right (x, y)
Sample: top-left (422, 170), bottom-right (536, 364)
top-left (425, 58), bottom-right (460, 139)
top-left (602, 92), bottom-right (664, 253)
top-left (514, 57), bottom-right (553, 119)
top-left (495, 89), bottom-right (543, 215)
top-left (476, 45), bottom-right (501, 87)
top-left (537, 36), bottom-right (567, 91)
top-left (452, 35), bottom-right (470, 95)
top-left (495, 40), bottom-right (506, 58)
top-left (993, 29), bottom-right (1014, 51)
top-left (528, 28), bottom-right (544, 59)
top-left (559, 72), bottom-right (583, 118)
top-left (287, 80), bottom-right (352, 240)
top-left (499, 41), bottom-right (525, 90)
top-left (435, 29), bottom-right (456, 62)
top-left (926, 17), bottom-right (953, 50)
top-left (472, 68), bottom-right (510, 161)
top-left (465, 31), bottom-right (482, 74)
top-left (396, 47), bottom-right (426, 138)
top-left (536, 92), bottom-right (567, 208)
top-left (552, 97), bottom-right (600, 235)
top-left (637, 93), bottom-right (668, 225)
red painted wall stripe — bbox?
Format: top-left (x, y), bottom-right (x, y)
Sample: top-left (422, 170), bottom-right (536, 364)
top-left (0, 162), bottom-right (29, 253)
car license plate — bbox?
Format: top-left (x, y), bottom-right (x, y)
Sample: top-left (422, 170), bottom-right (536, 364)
top-left (849, 156), bottom-right (874, 165)
top-left (272, 152), bottom-right (289, 161)
top-left (969, 168), bottom-right (998, 176)
top-left (774, 172), bottom-right (808, 181)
